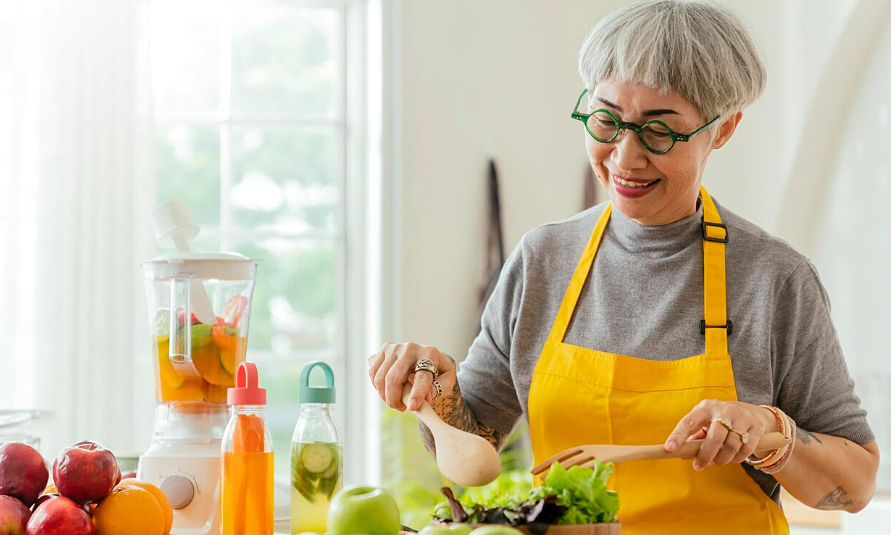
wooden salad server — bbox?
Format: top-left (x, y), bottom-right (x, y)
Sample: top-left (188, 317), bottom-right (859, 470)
top-left (531, 431), bottom-right (792, 477)
top-left (401, 384), bottom-right (500, 487)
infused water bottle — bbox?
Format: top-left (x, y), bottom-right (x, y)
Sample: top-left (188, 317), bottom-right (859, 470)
top-left (290, 361), bottom-right (342, 534)
top-left (221, 362), bottom-right (274, 535)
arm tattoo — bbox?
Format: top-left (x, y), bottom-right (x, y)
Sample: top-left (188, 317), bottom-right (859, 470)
top-left (418, 380), bottom-right (507, 456)
top-left (815, 486), bottom-right (854, 510)
top-left (797, 426), bottom-right (824, 445)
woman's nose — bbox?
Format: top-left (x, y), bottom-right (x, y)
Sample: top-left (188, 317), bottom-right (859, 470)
top-left (611, 129), bottom-right (649, 170)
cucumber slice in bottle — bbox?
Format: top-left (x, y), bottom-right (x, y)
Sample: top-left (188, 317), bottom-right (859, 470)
top-left (299, 443), bottom-right (335, 474)
top-left (319, 458), bottom-right (339, 479)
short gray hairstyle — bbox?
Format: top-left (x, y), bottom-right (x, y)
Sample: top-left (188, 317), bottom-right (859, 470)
top-left (578, 0), bottom-right (766, 120)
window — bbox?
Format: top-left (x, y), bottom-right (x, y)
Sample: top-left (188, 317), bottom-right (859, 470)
top-left (149, 0), bottom-right (365, 485)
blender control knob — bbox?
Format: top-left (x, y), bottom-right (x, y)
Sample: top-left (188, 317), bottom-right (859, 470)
top-left (160, 475), bottom-right (195, 510)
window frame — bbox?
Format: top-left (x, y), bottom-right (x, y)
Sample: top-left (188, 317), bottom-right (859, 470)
top-left (147, 0), bottom-right (375, 485)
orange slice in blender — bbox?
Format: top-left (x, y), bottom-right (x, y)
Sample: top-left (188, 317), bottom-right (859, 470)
top-left (212, 326), bottom-right (242, 376)
top-left (191, 324), bottom-right (234, 386)
top-left (156, 336), bottom-right (185, 389)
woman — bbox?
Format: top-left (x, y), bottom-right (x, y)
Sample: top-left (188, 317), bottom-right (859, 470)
top-left (368, 1), bottom-right (879, 533)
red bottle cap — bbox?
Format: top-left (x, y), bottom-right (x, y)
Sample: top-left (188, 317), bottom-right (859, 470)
top-left (227, 361), bottom-right (267, 406)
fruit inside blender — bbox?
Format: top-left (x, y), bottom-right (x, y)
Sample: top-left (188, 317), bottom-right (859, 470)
top-left (152, 295), bottom-right (249, 403)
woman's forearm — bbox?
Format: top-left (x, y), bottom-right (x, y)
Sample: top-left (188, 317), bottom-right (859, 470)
top-left (417, 380), bottom-right (507, 456)
top-left (774, 429), bottom-right (879, 513)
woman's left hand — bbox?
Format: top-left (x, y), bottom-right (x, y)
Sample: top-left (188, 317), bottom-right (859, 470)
top-left (664, 400), bottom-right (778, 471)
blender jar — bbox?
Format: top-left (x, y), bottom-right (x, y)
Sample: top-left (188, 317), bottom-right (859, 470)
top-left (142, 254), bottom-right (257, 415)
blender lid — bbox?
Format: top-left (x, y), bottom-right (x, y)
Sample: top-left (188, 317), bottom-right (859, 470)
top-left (144, 251), bottom-right (255, 263)
top-left (141, 252), bottom-right (259, 280)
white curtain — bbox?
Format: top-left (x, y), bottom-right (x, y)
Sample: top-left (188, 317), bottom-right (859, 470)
top-left (0, 0), bottom-right (155, 458)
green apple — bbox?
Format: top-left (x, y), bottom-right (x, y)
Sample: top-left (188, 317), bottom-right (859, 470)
top-left (419, 524), bottom-right (473, 535)
top-left (468, 527), bottom-right (524, 535)
top-left (327, 485), bottom-right (400, 535)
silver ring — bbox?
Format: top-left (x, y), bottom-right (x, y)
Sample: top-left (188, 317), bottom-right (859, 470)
top-left (414, 358), bottom-right (438, 377)
top-left (431, 380), bottom-right (443, 400)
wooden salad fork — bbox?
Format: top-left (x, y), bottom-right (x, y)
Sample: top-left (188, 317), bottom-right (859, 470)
top-left (531, 432), bottom-right (791, 477)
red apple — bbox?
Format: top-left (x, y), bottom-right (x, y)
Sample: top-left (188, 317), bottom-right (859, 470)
top-left (25, 496), bottom-right (93, 535)
top-left (0, 443), bottom-right (49, 507)
top-left (31, 494), bottom-right (58, 513)
top-left (0, 495), bottom-right (30, 535)
top-left (120, 471), bottom-right (137, 480)
top-left (52, 442), bottom-right (117, 505)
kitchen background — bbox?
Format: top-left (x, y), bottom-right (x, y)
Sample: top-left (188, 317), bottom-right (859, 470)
top-left (0, 0), bottom-right (889, 533)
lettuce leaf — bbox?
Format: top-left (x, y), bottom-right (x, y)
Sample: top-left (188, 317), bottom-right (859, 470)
top-left (541, 462), bottom-right (619, 524)
top-left (433, 463), bottom-right (619, 525)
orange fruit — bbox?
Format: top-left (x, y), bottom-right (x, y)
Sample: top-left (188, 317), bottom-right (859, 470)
top-left (191, 342), bottom-right (233, 386)
top-left (118, 479), bottom-right (173, 535)
top-left (232, 413), bottom-right (265, 453)
top-left (156, 336), bottom-right (185, 388)
top-left (41, 483), bottom-right (57, 495)
top-left (93, 484), bottom-right (165, 535)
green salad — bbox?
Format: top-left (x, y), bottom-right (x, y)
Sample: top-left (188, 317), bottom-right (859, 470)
top-left (433, 462), bottom-right (619, 527)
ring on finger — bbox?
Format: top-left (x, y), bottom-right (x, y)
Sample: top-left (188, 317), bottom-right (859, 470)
top-left (431, 380), bottom-right (443, 400)
top-left (730, 428), bottom-right (750, 444)
top-left (712, 417), bottom-right (749, 444)
top-left (414, 358), bottom-right (438, 377)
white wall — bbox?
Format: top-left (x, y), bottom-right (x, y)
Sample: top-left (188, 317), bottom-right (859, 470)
top-left (393, 0), bottom-right (605, 353)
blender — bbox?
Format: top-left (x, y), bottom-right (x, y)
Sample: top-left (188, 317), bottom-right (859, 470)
top-left (138, 201), bottom-right (258, 535)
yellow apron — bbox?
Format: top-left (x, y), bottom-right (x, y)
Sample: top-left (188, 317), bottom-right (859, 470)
top-left (528, 187), bottom-right (788, 534)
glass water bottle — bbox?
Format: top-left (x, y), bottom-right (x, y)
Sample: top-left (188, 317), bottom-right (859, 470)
top-left (221, 362), bottom-right (274, 535)
top-left (290, 361), bottom-right (342, 534)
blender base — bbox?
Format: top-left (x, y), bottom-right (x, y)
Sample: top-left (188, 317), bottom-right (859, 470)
top-left (138, 442), bottom-right (221, 535)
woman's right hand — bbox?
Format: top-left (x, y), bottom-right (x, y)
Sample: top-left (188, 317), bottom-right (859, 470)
top-left (367, 342), bottom-right (457, 413)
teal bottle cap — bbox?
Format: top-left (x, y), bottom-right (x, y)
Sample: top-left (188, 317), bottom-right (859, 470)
top-left (299, 360), bottom-right (336, 404)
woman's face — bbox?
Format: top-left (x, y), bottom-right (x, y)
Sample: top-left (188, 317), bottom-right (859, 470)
top-left (586, 80), bottom-right (740, 225)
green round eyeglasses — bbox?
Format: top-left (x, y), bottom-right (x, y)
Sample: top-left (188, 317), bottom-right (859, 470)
top-left (570, 88), bottom-right (720, 155)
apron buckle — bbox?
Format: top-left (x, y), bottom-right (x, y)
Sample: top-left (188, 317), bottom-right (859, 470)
top-left (700, 319), bottom-right (733, 335)
top-left (702, 221), bottom-right (729, 243)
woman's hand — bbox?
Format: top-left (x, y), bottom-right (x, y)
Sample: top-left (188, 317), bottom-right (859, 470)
top-left (664, 399), bottom-right (778, 471)
top-left (367, 342), bottom-right (458, 412)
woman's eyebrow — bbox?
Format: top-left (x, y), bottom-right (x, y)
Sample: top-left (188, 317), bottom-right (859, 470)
top-left (595, 97), bottom-right (680, 117)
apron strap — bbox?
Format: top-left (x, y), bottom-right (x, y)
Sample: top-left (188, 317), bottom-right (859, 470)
top-left (546, 204), bottom-right (612, 344)
top-left (545, 187), bottom-right (730, 355)
top-left (699, 186), bottom-right (730, 355)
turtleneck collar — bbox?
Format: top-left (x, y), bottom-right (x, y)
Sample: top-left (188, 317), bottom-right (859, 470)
top-left (607, 199), bottom-right (704, 257)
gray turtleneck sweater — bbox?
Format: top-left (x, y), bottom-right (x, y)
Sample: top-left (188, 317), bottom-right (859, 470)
top-left (457, 197), bottom-right (874, 502)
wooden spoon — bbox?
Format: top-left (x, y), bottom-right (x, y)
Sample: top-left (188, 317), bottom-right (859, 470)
top-left (531, 431), bottom-right (791, 477)
top-left (401, 384), bottom-right (500, 487)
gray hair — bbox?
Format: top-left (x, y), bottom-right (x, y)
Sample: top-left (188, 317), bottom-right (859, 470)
top-left (578, 0), bottom-right (766, 120)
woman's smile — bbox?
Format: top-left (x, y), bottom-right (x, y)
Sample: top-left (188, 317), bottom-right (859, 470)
top-left (611, 173), bottom-right (662, 198)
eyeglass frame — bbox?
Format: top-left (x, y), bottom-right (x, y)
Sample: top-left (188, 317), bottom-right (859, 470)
top-left (570, 88), bottom-right (720, 155)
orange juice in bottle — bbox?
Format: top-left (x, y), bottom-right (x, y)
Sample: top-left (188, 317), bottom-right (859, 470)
top-left (221, 362), bottom-right (274, 535)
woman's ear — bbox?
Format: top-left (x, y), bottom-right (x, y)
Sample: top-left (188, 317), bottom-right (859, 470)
top-left (713, 111), bottom-right (743, 150)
